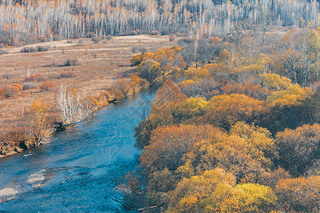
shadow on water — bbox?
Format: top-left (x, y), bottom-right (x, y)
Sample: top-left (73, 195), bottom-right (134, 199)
top-left (0, 91), bottom-right (156, 212)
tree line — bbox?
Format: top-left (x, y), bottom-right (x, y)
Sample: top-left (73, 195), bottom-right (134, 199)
top-left (0, 0), bottom-right (319, 46)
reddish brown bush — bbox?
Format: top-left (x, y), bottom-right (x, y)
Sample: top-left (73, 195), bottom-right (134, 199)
top-left (40, 81), bottom-right (56, 91)
top-left (38, 35), bottom-right (48, 42)
top-left (12, 83), bottom-right (23, 91)
top-left (2, 85), bottom-right (18, 97)
top-left (221, 81), bottom-right (267, 100)
top-left (24, 73), bottom-right (47, 82)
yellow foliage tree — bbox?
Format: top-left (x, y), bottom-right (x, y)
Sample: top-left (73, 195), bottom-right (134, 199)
top-left (230, 122), bottom-right (277, 168)
top-left (205, 94), bottom-right (264, 129)
top-left (168, 168), bottom-right (277, 213)
top-left (267, 84), bottom-right (313, 108)
top-left (262, 73), bottom-right (292, 91)
top-left (174, 97), bottom-right (208, 122)
top-left (24, 98), bottom-right (50, 147)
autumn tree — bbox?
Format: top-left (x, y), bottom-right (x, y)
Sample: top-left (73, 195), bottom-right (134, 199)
top-left (23, 98), bottom-right (51, 148)
top-left (266, 84), bottom-right (313, 108)
top-left (137, 60), bottom-right (163, 83)
top-left (178, 122), bottom-right (276, 183)
top-left (262, 73), bottom-right (292, 93)
top-left (275, 176), bottom-right (320, 212)
top-left (218, 49), bottom-right (234, 75)
top-left (112, 78), bottom-right (132, 99)
top-left (130, 74), bottom-right (143, 92)
top-left (205, 94), bottom-right (264, 130)
top-left (178, 79), bottom-right (217, 99)
top-left (261, 73), bottom-right (313, 108)
top-left (57, 85), bottom-right (94, 127)
top-left (168, 168), bottom-right (277, 213)
top-left (229, 122), bottom-right (278, 168)
top-left (145, 168), bottom-right (177, 208)
top-left (140, 124), bottom-right (219, 174)
top-left (134, 80), bottom-right (186, 149)
top-left (276, 123), bottom-right (320, 177)
top-left (221, 81), bottom-right (267, 100)
top-left (173, 97), bottom-right (208, 123)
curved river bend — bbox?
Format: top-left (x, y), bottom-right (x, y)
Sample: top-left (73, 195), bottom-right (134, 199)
top-left (0, 91), bottom-right (155, 212)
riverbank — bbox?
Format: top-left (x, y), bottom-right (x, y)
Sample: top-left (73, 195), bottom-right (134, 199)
top-left (0, 35), bottom-right (177, 157)
top-left (0, 91), bottom-right (156, 212)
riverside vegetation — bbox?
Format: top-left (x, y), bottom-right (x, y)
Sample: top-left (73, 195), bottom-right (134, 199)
top-left (0, 35), bottom-right (176, 157)
top-left (1, 0), bottom-right (320, 212)
top-left (118, 28), bottom-right (320, 212)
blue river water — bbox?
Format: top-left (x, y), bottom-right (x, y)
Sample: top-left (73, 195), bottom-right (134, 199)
top-left (0, 91), bottom-right (155, 212)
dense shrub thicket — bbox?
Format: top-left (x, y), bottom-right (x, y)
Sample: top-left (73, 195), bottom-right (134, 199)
top-left (119, 28), bottom-right (320, 212)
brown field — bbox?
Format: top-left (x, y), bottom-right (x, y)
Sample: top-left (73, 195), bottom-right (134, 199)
top-left (0, 35), bottom-right (177, 140)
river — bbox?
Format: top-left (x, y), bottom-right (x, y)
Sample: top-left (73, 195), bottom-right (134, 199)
top-left (0, 91), bottom-right (155, 212)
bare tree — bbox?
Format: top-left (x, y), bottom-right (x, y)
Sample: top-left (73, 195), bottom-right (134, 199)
top-left (57, 85), bottom-right (94, 127)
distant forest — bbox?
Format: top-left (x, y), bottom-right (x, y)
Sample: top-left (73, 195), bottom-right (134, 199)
top-left (0, 0), bottom-right (319, 46)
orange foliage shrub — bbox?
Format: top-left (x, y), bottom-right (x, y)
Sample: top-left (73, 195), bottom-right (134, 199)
top-left (140, 124), bottom-right (219, 174)
top-left (135, 80), bottom-right (187, 149)
top-left (134, 45), bottom-right (185, 69)
top-left (221, 81), bottom-right (268, 100)
top-left (89, 92), bottom-right (111, 108)
top-left (202, 63), bottom-right (218, 75)
top-left (177, 79), bottom-right (198, 89)
top-left (152, 79), bottom-right (187, 113)
top-left (183, 67), bottom-right (210, 79)
top-left (210, 36), bottom-right (222, 44)
top-left (12, 83), bottom-right (23, 91)
top-left (110, 78), bottom-right (132, 100)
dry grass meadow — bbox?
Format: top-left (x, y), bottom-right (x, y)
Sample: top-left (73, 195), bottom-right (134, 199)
top-left (0, 35), bottom-right (177, 142)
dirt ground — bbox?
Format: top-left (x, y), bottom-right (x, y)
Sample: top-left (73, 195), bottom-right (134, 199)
top-left (0, 35), bottom-right (177, 139)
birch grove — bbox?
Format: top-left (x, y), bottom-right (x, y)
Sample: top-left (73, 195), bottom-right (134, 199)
top-left (0, 0), bottom-right (319, 45)
top-left (57, 85), bottom-right (94, 126)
